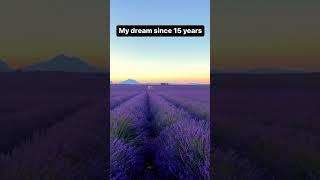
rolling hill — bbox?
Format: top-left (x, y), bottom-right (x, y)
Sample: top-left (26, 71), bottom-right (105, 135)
top-left (0, 60), bottom-right (13, 72)
top-left (22, 54), bottom-right (104, 73)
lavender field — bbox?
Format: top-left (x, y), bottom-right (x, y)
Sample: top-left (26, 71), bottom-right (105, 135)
top-left (213, 74), bottom-right (320, 179)
top-left (0, 72), bottom-right (108, 179)
top-left (110, 84), bottom-right (210, 179)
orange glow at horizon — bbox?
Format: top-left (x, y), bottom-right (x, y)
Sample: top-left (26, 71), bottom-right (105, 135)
top-left (111, 53), bottom-right (210, 84)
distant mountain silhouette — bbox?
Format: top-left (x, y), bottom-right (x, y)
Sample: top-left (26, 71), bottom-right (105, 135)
top-left (119, 79), bottom-right (140, 84)
top-left (212, 68), bottom-right (305, 74)
top-left (247, 68), bottom-right (304, 74)
top-left (22, 54), bottom-right (104, 73)
top-left (0, 59), bottom-right (13, 72)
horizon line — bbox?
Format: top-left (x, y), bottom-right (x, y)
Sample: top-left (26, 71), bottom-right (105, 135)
top-left (110, 80), bottom-right (210, 85)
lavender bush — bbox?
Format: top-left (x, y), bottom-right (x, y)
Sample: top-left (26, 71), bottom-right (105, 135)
top-left (110, 92), bottom-right (149, 178)
top-left (155, 119), bottom-right (210, 179)
top-left (110, 138), bottom-right (143, 179)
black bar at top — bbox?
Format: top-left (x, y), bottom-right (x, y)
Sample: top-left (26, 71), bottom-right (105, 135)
top-left (116, 25), bottom-right (205, 37)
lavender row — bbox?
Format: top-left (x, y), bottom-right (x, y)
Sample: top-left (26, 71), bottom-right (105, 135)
top-left (149, 92), bottom-right (210, 179)
top-left (110, 84), bottom-right (146, 97)
top-left (215, 119), bottom-right (320, 178)
top-left (0, 96), bottom-right (91, 154)
top-left (213, 147), bottom-right (265, 179)
top-left (153, 85), bottom-right (210, 103)
top-left (0, 100), bottom-right (107, 179)
top-left (110, 92), bottom-right (149, 179)
top-left (158, 92), bottom-right (210, 121)
top-left (110, 88), bottom-right (140, 98)
top-left (110, 92), bottom-right (139, 110)
top-left (148, 92), bottom-right (192, 134)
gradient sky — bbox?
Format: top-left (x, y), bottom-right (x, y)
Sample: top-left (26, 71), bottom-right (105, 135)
top-left (0, 0), bottom-right (107, 69)
top-left (214, 0), bottom-right (320, 72)
top-left (3, 0), bottom-right (316, 75)
top-left (110, 0), bottom-right (210, 83)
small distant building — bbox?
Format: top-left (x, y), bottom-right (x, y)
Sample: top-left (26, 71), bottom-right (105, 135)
top-left (160, 83), bottom-right (169, 85)
top-left (147, 85), bottom-right (154, 90)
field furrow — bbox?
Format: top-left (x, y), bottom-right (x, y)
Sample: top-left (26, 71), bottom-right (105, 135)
top-left (0, 97), bottom-right (93, 155)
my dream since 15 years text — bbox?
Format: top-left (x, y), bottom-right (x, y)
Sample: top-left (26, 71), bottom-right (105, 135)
top-left (118, 27), bottom-right (203, 35)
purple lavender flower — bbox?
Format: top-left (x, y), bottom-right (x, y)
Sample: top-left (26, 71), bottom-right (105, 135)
top-left (110, 92), bottom-right (149, 178)
top-left (110, 138), bottom-right (143, 179)
top-left (155, 119), bottom-right (210, 179)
